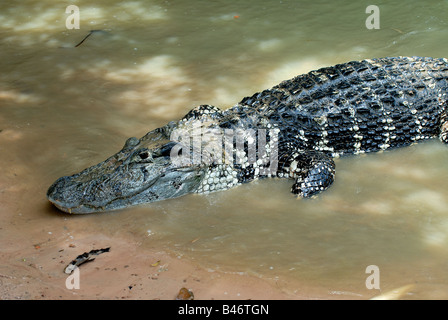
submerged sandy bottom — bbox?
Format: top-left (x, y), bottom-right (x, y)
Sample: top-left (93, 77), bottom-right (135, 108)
top-left (0, 210), bottom-right (334, 300)
top-left (2, 142), bottom-right (448, 300)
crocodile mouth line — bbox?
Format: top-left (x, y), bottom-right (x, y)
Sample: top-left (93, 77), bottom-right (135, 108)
top-left (50, 177), bottom-right (162, 214)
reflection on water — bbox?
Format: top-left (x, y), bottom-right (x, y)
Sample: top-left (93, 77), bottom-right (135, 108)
top-left (2, 0), bottom-right (448, 299)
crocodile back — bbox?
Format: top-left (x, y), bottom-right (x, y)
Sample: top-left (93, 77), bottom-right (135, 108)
top-left (232, 57), bottom-right (448, 156)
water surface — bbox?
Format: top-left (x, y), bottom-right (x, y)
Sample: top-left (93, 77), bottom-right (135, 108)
top-left (2, 0), bottom-right (448, 299)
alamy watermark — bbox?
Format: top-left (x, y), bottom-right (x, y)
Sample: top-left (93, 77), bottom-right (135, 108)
top-left (66, 5), bottom-right (80, 29)
top-left (365, 264), bottom-right (380, 290)
top-left (65, 264), bottom-right (381, 292)
top-left (65, 4), bottom-right (380, 31)
top-left (169, 121), bottom-right (279, 175)
top-left (65, 266), bottom-right (80, 290)
top-left (365, 5), bottom-right (380, 29)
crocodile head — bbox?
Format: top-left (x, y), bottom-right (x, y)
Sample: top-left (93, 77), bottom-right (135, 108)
top-left (47, 124), bottom-right (207, 214)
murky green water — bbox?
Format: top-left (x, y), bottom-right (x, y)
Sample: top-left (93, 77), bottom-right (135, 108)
top-left (2, 0), bottom-right (448, 298)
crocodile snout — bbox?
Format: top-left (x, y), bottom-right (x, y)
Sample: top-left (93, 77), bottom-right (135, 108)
top-left (47, 176), bottom-right (85, 214)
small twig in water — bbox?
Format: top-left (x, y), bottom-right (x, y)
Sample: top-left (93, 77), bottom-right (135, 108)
top-left (74, 30), bottom-right (104, 47)
top-left (64, 247), bottom-right (110, 274)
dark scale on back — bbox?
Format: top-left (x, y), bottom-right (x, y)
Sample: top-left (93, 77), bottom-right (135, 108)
top-left (222, 57), bottom-right (448, 198)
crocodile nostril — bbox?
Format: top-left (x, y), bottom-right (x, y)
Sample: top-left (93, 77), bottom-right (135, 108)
top-left (47, 176), bottom-right (66, 201)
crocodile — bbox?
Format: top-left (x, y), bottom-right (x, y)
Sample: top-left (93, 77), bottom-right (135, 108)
top-left (47, 56), bottom-right (448, 214)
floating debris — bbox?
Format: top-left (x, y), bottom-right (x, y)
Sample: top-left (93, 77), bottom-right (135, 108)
top-left (176, 287), bottom-right (194, 300)
top-left (391, 28), bottom-right (405, 34)
top-left (74, 30), bottom-right (108, 47)
top-left (64, 247), bottom-right (110, 274)
top-left (150, 260), bottom-right (161, 267)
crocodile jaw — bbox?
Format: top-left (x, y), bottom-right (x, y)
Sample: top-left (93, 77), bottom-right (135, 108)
top-left (47, 166), bottom-right (204, 214)
top-left (47, 128), bottom-right (206, 214)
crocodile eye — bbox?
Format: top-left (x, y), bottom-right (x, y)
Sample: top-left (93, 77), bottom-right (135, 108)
top-left (139, 151), bottom-right (149, 160)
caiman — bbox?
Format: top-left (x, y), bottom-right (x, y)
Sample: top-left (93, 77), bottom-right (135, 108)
top-left (47, 56), bottom-right (448, 214)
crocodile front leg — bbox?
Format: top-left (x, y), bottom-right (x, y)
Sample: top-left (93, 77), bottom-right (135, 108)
top-left (279, 151), bottom-right (335, 198)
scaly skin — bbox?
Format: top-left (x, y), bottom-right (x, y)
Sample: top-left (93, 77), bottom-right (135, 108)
top-left (47, 56), bottom-right (448, 213)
